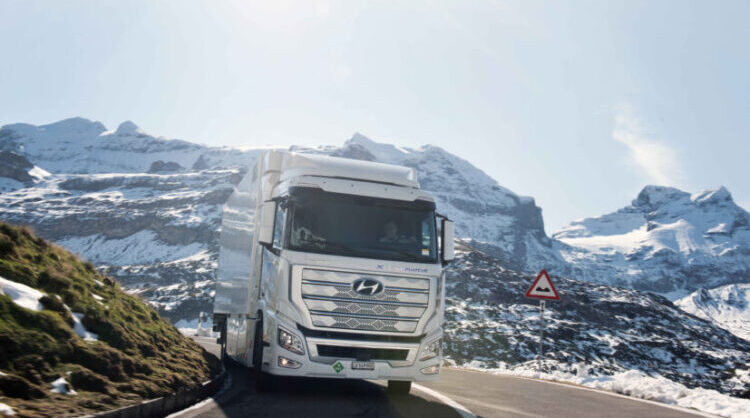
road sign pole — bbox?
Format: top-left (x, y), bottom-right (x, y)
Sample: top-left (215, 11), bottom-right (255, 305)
top-left (539, 300), bottom-right (545, 368)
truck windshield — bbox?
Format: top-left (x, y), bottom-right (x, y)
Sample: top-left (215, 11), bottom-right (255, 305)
top-left (285, 187), bottom-right (437, 263)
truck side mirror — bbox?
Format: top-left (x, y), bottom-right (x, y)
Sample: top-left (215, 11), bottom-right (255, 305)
top-left (441, 219), bottom-right (455, 263)
top-left (257, 200), bottom-right (277, 246)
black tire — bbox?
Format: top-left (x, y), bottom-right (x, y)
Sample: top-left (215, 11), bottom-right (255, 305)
top-left (252, 316), bottom-right (273, 392)
top-left (387, 380), bottom-right (411, 395)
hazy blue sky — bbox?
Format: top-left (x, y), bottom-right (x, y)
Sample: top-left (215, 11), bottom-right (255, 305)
top-left (1, 0), bottom-right (748, 233)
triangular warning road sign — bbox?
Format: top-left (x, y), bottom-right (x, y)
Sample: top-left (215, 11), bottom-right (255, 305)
top-left (525, 269), bottom-right (560, 300)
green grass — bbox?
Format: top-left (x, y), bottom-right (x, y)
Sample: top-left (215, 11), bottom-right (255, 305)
top-left (0, 222), bottom-right (221, 417)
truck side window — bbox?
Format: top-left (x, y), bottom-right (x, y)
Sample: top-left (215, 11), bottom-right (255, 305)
top-left (272, 201), bottom-right (286, 249)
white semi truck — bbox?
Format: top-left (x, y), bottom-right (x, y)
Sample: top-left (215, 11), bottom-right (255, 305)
top-left (213, 151), bottom-right (454, 394)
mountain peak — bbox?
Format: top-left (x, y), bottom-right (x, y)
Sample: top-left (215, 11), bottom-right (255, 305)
top-left (633, 185), bottom-right (690, 209)
top-left (343, 132), bottom-right (412, 163)
top-left (41, 117), bottom-right (106, 136)
top-left (349, 132), bottom-right (374, 145)
top-left (114, 120), bottom-right (145, 136)
top-left (692, 186), bottom-right (733, 205)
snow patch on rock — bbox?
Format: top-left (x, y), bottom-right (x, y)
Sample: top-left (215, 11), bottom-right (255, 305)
top-left (50, 377), bottom-right (77, 395)
top-left (0, 276), bottom-right (44, 311)
top-left (0, 402), bottom-right (15, 416)
top-left (71, 312), bottom-right (98, 341)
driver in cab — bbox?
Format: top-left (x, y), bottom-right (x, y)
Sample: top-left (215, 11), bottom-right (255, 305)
top-left (379, 221), bottom-right (415, 244)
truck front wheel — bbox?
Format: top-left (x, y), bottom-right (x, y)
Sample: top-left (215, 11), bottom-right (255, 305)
top-left (387, 380), bottom-right (411, 395)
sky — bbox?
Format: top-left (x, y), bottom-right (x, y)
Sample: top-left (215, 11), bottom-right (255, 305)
top-left (1, 0), bottom-right (748, 233)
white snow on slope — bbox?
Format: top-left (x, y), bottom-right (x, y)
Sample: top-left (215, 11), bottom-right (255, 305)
top-left (50, 377), bottom-right (77, 395)
top-left (464, 363), bottom-right (750, 418)
top-left (57, 231), bottom-right (205, 266)
top-left (71, 312), bottom-right (98, 341)
top-left (559, 224), bottom-right (650, 254)
top-left (28, 166), bottom-right (50, 181)
top-left (676, 284), bottom-right (750, 341)
top-left (0, 276), bottom-right (98, 341)
top-left (0, 402), bottom-right (15, 416)
top-left (0, 276), bottom-right (44, 311)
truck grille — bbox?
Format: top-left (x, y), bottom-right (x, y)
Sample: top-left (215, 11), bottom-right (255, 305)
top-left (301, 269), bottom-right (429, 333)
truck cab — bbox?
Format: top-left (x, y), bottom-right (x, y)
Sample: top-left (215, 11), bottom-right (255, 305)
top-left (213, 151), bottom-right (454, 394)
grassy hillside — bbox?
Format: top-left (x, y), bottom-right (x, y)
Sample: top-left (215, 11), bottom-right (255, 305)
top-left (0, 222), bottom-right (221, 417)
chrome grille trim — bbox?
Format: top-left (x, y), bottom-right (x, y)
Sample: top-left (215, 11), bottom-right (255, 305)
top-left (309, 309), bottom-right (421, 322)
top-left (300, 268), bottom-right (431, 333)
top-left (302, 279), bottom-right (429, 294)
top-left (302, 294), bottom-right (428, 308)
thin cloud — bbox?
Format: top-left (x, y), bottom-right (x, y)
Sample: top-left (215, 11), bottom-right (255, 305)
top-left (612, 105), bottom-right (684, 186)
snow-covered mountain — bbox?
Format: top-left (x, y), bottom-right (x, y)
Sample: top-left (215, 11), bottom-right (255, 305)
top-left (0, 117), bottom-right (254, 174)
top-left (676, 284), bottom-right (750, 342)
top-left (554, 185), bottom-right (750, 299)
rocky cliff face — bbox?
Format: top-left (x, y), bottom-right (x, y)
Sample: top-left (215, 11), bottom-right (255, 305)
top-left (0, 151), bottom-right (50, 193)
top-left (0, 151), bottom-right (34, 183)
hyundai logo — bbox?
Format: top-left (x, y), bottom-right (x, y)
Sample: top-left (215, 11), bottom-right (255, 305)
top-left (352, 278), bottom-right (384, 296)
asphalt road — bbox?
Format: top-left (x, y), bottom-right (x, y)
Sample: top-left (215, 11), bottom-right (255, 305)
top-left (174, 336), bottom-right (710, 418)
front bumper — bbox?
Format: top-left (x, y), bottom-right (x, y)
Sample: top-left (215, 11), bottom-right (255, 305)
top-left (261, 313), bottom-right (442, 381)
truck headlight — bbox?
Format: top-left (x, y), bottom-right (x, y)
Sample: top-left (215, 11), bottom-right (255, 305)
top-left (419, 338), bottom-right (442, 361)
top-left (278, 356), bottom-right (302, 369)
top-left (278, 326), bottom-right (305, 355)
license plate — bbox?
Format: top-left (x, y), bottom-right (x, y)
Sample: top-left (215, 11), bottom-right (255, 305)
top-left (351, 361), bottom-right (375, 370)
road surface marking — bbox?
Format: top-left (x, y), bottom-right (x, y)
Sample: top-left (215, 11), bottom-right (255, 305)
top-left (412, 383), bottom-right (476, 418)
